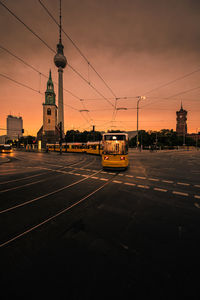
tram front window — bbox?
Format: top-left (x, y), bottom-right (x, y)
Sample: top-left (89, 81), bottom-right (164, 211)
top-left (103, 141), bottom-right (127, 155)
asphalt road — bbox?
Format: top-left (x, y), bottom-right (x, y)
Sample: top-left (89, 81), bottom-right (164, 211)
top-left (1, 149), bottom-right (200, 299)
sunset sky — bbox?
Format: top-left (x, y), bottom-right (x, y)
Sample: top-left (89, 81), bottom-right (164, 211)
top-left (0, 0), bottom-right (200, 136)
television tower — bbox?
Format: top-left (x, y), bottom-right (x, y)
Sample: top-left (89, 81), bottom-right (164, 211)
top-left (54, 0), bottom-right (67, 136)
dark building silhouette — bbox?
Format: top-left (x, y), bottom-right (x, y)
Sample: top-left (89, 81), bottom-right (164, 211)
top-left (176, 103), bottom-right (187, 136)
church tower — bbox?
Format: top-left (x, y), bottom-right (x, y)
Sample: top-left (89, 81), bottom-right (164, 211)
top-left (43, 70), bottom-right (57, 132)
top-left (37, 70), bottom-right (60, 147)
top-left (176, 103), bottom-right (187, 136)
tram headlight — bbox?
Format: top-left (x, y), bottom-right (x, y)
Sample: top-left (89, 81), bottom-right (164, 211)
top-left (120, 156), bottom-right (125, 160)
top-left (104, 156), bottom-right (109, 160)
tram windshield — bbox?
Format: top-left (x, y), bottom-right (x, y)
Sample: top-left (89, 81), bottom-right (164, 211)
top-left (103, 141), bottom-right (128, 155)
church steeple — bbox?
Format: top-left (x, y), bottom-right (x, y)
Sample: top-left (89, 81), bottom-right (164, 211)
top-left (45, 70), bottom-right (56, 105)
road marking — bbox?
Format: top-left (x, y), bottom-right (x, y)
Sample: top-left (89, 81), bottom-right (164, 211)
top-left (194, 203), bottom-right (200, 209)
top-left (177, 182), bottom-right (190, 186)
top-left (74, 173), bottom-right (81, 176)
top-left (101, 171), bottom-right (107, 174)
top-left (125, 175), bottom-right (133, 178)
top-left (137, 184), bottom-right (149, 189)
top-left (91, 176), bottom-right (98, 179)
top-left (100, 178), bottom-right (108, 181)
top-left (109, 172), bottom-right (115, 175)
top-left (113, 180), bottom-right (122, 184)
top-left (194, 185), bottom-right (200, 188)
top-left (194, 195), bottom-right (200, 199)
top-left (162, 180), bottom-right (174, 184)
top-left (118, 174), bottom-right (124, 176)
top-left (149, 178), bottom-right (159, 182)
top-left (81, 175), bottom-right (89, 178)
top-left (124, 182), bottom-right (136, 186)
top-left (136, 176), bottom-right (146, 180)
top-left (172, 191), bottom-right (189, 197)
top-left (154, 187), bottom-right (167, 192)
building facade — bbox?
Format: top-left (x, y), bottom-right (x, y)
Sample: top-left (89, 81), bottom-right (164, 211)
top-left (176, 103), bottom-right (187, 136)
top-left (37, 70), bottom-right (60, 147)
top-left (7, 115), bottom-right (23, 140)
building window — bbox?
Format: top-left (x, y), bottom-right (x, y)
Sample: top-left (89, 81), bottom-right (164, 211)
top-left (47, 108), bottom-right (51, 115)
top-left (48, 119), bottom-right (50, 124)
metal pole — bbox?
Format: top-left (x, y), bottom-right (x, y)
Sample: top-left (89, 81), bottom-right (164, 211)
top-left (136, 97), bottom-right (140, 150)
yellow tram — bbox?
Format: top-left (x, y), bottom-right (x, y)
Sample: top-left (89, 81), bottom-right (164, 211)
top-left (101, 133), bottom-right (129, 169)
top-left (86, 141), bottom-right (102, 155)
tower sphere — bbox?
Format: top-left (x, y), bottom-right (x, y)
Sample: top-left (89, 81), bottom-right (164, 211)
top-left (54, 53), bottom-right (67, 68)
top-left (54, 42), bottom-right (67, 69)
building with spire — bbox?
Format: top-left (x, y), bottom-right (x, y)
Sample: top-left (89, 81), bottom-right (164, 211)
top-left (37, 70), bottom-right (60, 147)
top-left (176, 103), bottom-right (187, 136)
top-left (54, 0), bottom-right (67, 137)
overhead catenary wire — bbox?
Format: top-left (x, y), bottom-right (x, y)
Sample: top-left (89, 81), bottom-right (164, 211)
top-left (38, 0), bottom-right (117, 99)
top-left (0, 0), bottom-right (115, 111)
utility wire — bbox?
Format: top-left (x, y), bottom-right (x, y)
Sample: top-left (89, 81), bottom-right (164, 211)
top-left (143, 68), bottom-right (200, 95)
top-left (0, 0), bottom-right (115, 112)
top-left (0, 44), bottom-right (82, 101)
top-left (0, 73), bottom-right (83, 114)
top-left (0, 0), bottom-right (55, 54)
top-left (0, 73), bottom-right (43, 95)
top-left (38, 0), bottom-right (117, 98)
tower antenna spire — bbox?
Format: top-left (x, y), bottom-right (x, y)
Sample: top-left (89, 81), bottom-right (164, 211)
top-left (59, 0), bottom-right (62, 43)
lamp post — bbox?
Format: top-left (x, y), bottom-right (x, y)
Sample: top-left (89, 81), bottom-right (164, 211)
top-left (196, 128), bottom-right (200, 150)
top-left (136, 96), bottom-right (146, 150)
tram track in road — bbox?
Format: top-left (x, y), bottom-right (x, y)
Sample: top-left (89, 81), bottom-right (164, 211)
top-left (0, 171), bottom-right (120, 248)
top-left (0, 155), bottom-right (98, 189)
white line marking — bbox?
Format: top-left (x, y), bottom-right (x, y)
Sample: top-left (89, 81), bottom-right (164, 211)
top-left (162, 180), bottom-right (174, 184)
top-left (109, 172), bottom-right (115, 175)
top-left (91, 176), bottom-right (98, 179)
top-left (118, 174), bottom-right (124, 176)
top-left (100, 178), bottom-right (108, 181)
top-left (177, 182), bottom-right (190, 186)
top-left (113, 180), bottom-right (122, 184)
top-left (81, 175), bottom-right (89, 178)
top-left (172, 191), bottom-right (189, 196)
top-left (74, 173), bottom-right (81, 176)
top-left (154, 187), bottom-right (167, 192)
top-left (149, 178), bottom-right (159, 182)
top-left (124, 182), bottom-right (136, 186)
top-left (136, 176), bottom-right (146, 180)
top-left (137, 184), bottom-right (149, 189)
top-left (125, 175), bottom-right (133, 178)
top-left (194, 185), bottom-right (200, 188)
top-left (101, 171), bottom-right (107, 174)
top-left (194, 195), bottom-right (200, 199)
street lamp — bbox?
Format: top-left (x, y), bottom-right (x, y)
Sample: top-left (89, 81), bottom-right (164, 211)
top-left (136, 96), bottom-right (146, 150)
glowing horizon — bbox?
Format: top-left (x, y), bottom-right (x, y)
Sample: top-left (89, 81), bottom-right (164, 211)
top-left (0, 0), bottom-right (199, 136)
